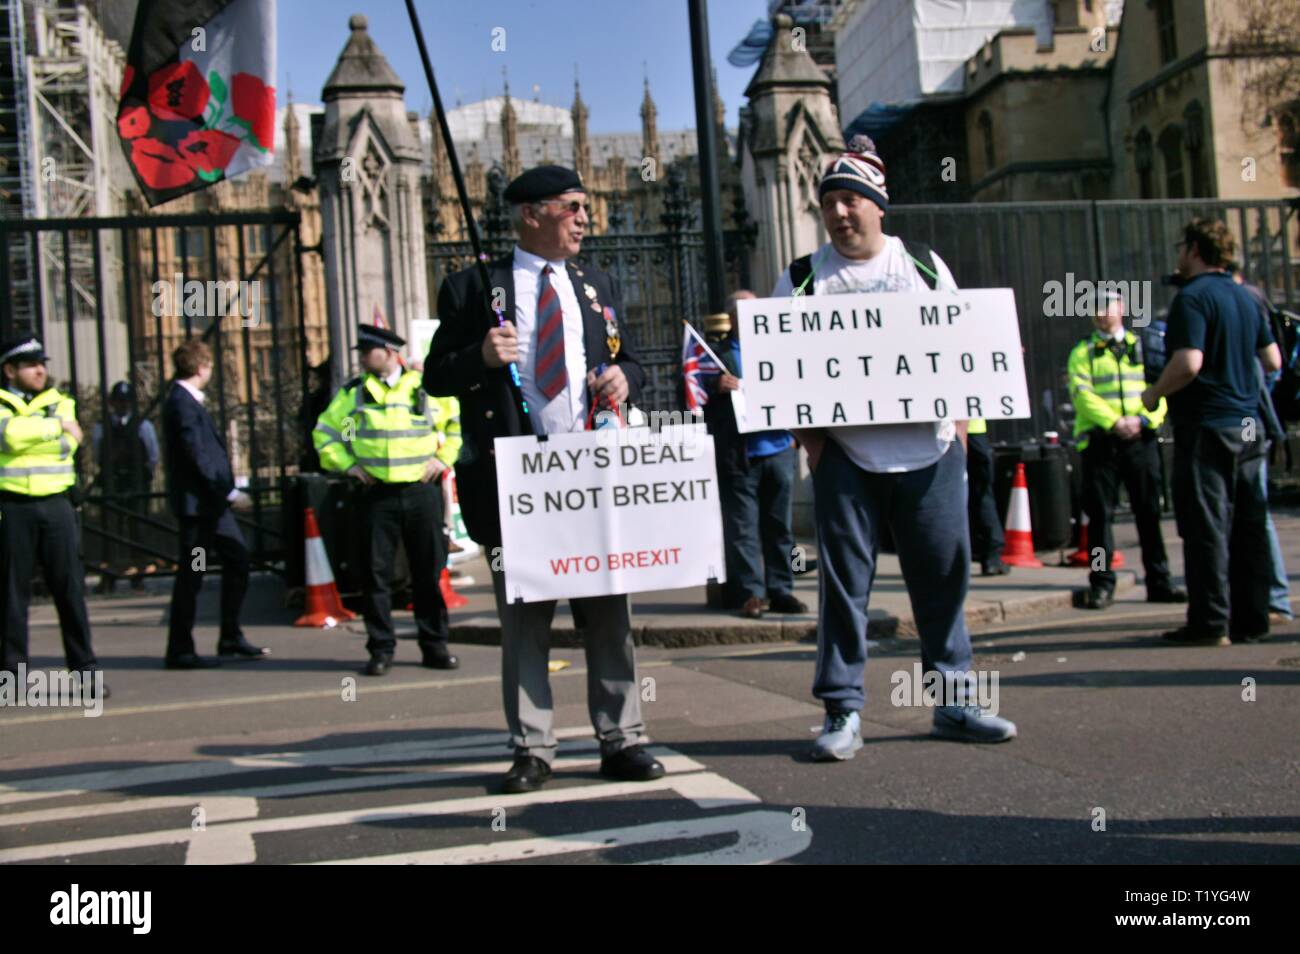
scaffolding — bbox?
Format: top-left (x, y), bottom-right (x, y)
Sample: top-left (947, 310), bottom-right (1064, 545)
top-left (0, 0), bottom-right (128, 388)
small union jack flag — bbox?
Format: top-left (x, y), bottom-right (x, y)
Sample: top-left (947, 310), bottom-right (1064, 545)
top-left (682, 323), bottom-right (725, 412)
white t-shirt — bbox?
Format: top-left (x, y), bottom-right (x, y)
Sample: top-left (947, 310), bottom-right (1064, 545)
top-left (771, 236), bottom-right (959, 473)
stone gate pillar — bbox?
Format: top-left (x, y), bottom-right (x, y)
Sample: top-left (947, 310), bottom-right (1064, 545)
top-left (312, 14), bottom-right (429, 384)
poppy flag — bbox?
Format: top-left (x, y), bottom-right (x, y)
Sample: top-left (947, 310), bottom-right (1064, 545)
top-left (117, 0), bottom-right (277, 206)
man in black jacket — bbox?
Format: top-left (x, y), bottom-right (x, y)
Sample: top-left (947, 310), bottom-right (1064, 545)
top-left (161, 340), bottom-right (267, 669)
top-left (423, 164), bottom-right (663, 795)
top-left (704, 293), bottom-right (806, 620)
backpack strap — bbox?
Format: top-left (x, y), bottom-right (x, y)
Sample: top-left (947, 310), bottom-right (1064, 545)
top-left (901, 239), bottom-right (940, 290)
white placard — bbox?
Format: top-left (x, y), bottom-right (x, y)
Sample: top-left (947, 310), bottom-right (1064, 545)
top-left (408, 318), bottom-right (439, 365)
top-left (496, 424), bottom-right (725, 602)
top-left (734, 289), bottom-right (1030, 430)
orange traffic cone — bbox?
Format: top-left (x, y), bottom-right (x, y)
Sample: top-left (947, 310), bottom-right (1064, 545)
top-left (1000, 463), bottom-right (1044, 568)
top-left (440, 567), bottom-right (468, 609)
top-left (295, 507), bottom-right (357, 627)
top-left (1066, 512), bottom-right (1124, 568)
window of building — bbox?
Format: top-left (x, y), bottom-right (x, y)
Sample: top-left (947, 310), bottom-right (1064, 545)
top-left (174, 227), bottom-right (208, 266)
top-left (1275, 99), bottom-right (1300, 190)
top-left (1134, 128), bottom-right (1154, 198)
top-left (978, 111), bottom-right (996, 173)
top-left (1154, 0), bottom-right (1177, 65)
top-left (1183, 101), bottom-right (1208, 197)
top-left (1158, 125), bottom-right (1185, 198)
top-left (243, 224), bottom-right (266, 258)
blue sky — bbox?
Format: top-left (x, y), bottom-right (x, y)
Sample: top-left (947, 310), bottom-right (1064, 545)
top-left (277, 0), bottom-right (770, 132)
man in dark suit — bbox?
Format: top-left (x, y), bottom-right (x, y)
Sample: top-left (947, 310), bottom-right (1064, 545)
top-left (161, 339), bottom-right (268, 669)
top-left (424, 164), bottom-right (664, 794)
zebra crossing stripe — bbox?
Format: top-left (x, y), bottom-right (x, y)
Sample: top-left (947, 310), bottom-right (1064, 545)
top-left (317, 810), bottom-right (809, 865)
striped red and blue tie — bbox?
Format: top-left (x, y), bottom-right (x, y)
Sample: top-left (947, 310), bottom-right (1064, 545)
top-left (535, 264), bottom-right (567, 401)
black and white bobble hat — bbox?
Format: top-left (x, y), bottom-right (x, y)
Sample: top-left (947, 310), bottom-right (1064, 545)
top-left (819, 134), bottom-right (889, 211)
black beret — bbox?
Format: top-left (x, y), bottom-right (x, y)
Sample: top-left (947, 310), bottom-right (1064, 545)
top-left (503, 164), bottom-right (586, 204)
top-left (354, 324), bottom-right (405, 351)
top-left (0, 335), bottom-right (49, 366)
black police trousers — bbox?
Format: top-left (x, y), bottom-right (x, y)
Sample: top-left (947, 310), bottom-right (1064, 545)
top-left (0, 491), bottom-right (97, 670)
top-left (1081, 429), bottom-right (1173, 595)
top-left (1171, 423), bottom-right (1271, 638)
top-left (966, 432), bottom-right (1005, 565)
top-left (361, 479), bottom-right (449, 656)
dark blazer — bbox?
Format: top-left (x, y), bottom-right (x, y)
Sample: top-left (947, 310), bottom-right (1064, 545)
top-left (423, 252), bottom-right (645, 547)
top-left (161, 381), bottom-right (235, 519)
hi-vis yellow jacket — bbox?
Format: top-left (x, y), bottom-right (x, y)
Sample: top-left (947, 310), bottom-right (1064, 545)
top-left (0, 386), bottom-right (79, 496)
top-left (1068, 329), bottom-right (1166, 449)
top-left (313, 370), bottom-right (461, 483)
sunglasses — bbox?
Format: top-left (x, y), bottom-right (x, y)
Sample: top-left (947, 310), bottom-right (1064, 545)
top-left (536, 198), bottom-right (592, 217)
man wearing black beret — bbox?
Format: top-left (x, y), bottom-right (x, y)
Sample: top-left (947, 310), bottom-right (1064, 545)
top-left (424, 164), bottom-right (663, 794)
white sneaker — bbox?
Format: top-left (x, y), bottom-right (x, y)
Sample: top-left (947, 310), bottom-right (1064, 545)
top-left (811, 710), bottom-right (863, 761)
top-left (931, 705), bottom-right (1017, 743)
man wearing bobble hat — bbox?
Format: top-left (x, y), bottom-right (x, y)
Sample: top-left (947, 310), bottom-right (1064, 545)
top-left (769, 135), bottom-right (1019, 760)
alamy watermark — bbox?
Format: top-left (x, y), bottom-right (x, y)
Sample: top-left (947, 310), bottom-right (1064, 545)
top-left (1042, 274), bottom-right (1151, 327)
top-left (152, 273), bottom-right (261, 326)
top-left (0, 665), bottom-right (105, 717)
top-left (890, 663), bottom-right (1000, 715)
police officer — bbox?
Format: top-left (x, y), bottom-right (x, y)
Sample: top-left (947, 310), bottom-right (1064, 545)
top-left (94, 381), bottom-right (158, 497)
top-left (0, 336), bottom-right (104, 693)
top-left (965, 417), bottom-right (1008, 576)
top-left (93, 380), bottom-right (159, 590)
top-left (1068, 292), bottom-right (1186, 609)
top-left (314, 324), bottom-right (461, 675)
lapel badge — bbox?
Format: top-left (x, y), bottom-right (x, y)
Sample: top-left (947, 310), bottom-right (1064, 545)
top-left (583, 283), bottom-right (598, 300)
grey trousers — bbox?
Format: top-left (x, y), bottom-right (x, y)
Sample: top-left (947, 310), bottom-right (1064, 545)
top-left (489, 566), bottom-right (645, 765)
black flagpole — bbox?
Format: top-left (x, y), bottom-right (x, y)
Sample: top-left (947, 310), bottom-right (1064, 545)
top-left (404, 0), bottom-right (538, 437)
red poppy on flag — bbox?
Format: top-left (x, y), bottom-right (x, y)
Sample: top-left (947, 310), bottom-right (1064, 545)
top-left (117, 0), bottom-right (277, 206)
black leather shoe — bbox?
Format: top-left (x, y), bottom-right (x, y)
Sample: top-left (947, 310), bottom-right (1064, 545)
top-left (501, 755), bottom-right (552, 794)
top-left (1230, 631), bottom-right (1270, 644)
top-left (218, 639), bottom-right (271, 659)
top-left (767, 593), bottom-right (809, 614)
top-left (600, 744), bottom-right (666, 782)
top-left (421, 645), bottom-right (460, 670)
top-left (164, 653), bottom-right (222, 670)
top-left (75, 670), bottom-right (109, 699)
top-left (363, 653), bottom-right (393, 676)
top-left (1081, 588), bottom-right (1114, 610)
top-left (1146, 584), bottom-right (1188, 604)
top-left (982, 558), bottom-right (1011, 576)
top-left (1162, 626), bottom-right (1229, 646)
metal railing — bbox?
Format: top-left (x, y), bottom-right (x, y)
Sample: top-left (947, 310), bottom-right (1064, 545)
top-left (0, 209), bottom-right (312, 578)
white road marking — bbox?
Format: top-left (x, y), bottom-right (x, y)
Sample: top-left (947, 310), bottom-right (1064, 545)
top-left (0, 728), bottom-right (799, 865)
top-left (0, 661), bottom-right (675, 725)
top-left (0, 727), bottom-right (595, 805)
top-left (0, 795), bottom-right (258, 828)
top-left (318, 809), bottom-right (810, 865)
top-left (0, 767), bottom-right (732, 864)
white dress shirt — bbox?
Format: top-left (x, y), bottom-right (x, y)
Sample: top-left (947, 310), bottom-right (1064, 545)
top-left (512, 245), bottom-right (588, 434)
top-left (177, 379), bottom-right (206, 404)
